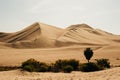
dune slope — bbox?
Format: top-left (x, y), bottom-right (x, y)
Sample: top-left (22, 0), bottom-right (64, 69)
top-left (0, 22), bottom-right (63, 48)
top-left (0, 22), bottom-right (120, 48)
top-left (57, 24), bottom-right (120, 46)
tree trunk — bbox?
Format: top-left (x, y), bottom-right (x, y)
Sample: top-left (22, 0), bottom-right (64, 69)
top-left (88, 60), bottom-right (89, 63)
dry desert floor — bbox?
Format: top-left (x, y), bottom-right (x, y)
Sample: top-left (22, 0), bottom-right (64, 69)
top-left (0, 44), bottom-right (120, 80)
top-left (0, 67), bottom-right (119, 80)
top-left (0, 45), bottom-right (120, 66)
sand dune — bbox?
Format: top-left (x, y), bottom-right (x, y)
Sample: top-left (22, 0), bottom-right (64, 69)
top-left (57, 24), bottom-right (120, 46)
top-left (0, 22), bottom-right (63, 48)
top-left (0, 22), bottom-right (120, 48)
top-left (0, 22), bottom-right (120, 79)
top-left (0, 22), bottom-right (119, 66)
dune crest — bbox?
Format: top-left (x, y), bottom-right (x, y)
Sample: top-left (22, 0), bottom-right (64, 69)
top-left (0, 22), bottom-right (63, 48)
top-left (57, 24), bottom-right (120, 46)
top-left (0, 22), bottom-right (120, 48)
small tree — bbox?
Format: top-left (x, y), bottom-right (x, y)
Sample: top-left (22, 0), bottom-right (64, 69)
top-left (84, 48), bottom-right (93, 63)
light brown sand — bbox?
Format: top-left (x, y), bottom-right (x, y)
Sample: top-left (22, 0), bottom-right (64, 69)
top-left (0, 45), bottom-right (119, 66)
top-left (0, 22), bottom-right (120, 48)
top-left (0, 67), bottom-right (119, 80)
top-left (0, 22), bottom-right (120, 80)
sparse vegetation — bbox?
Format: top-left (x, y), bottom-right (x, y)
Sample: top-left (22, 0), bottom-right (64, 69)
top-left (21, 58), bottom-right (48, 72)
top-left (0, 58), bottom-right (111, 72)
top-left (95, 58), bottom-right (110, 68)
top-left (0, 48), bottom-right (111, 73)
top-left (79, 62), bottom-right (100, 72)
top-left (0, 66), bottom-right (19, 71)
top-left (21, 59), bottom-right (79, 73)
top-left (63, 65), bottom-right (73, 73)
top-left (20, 58), bottom-right (111, 73)
top-left (84, 48), bottom-right (93, 63)
top-left (53, 59), bottom-right (79, 72)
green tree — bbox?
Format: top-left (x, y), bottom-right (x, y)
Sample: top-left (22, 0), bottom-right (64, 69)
top-left (84, 48), bottom-right (93, 63)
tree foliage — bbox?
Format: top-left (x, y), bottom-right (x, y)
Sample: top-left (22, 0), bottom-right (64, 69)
top-left (84, 48), bottom-right (93, 63)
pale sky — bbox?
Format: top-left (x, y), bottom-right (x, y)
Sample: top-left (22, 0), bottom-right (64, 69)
top-left (0, 0), bottom-right (120, 34)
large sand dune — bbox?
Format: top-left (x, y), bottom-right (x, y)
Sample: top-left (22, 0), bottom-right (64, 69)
top-left (57, 24), bottom-right (120, 46)
top-left (0, 22), bottom-right (120, 79)
top-left (0, 22), bottom-right (119, 66)
top-left (0, 22), bottom-right (120, 48)
top-left (0, 22), bottom-right (63, 48)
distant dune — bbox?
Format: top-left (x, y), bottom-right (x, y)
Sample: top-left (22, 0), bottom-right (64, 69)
top-left (0, 22), bottom-right (119, 67)
top-left (0, 22), bottom-right (120, 48)
top-left (57, 24), bottom-right (120, 46)
top-left (0, 22), bottom-right (63, 48)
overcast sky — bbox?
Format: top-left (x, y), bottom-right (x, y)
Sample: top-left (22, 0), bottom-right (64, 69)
top-left (0, 0), bottom-right (120, 34)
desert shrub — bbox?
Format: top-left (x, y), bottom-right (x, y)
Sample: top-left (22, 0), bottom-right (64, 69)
top-left (67, 59), bottom-right (79, 70)
top-left (47, 63), bottom-right (54, 72)
top-left (54, 59), bottom-right (64, 71)
top-left (39, 64), bottom-right (49, 72)
top-left (48, 63), bottom-right (59, 72)
top-left (0, 66), bottom-right (19, 71)
top-left (22, 65), bottom-right (35, 72)
top-left (80, 62), bottom-right (100, 72)
top-left (21, 58), bottom-right (110, 73)
top-left (63, 65), bottom-right (73, 73)
top-left (95, 59), bottom-right (110, 68)
top-left (21, 58), bottom-right (48, 72)
top-left (53, 60), bottom-right (64, 72)
top-left (21, 58), bottom-right (40, 72)
top-left (54, 59), bottom-right (79, 72)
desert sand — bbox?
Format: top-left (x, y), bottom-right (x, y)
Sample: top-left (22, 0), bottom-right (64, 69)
top-left (0, 67), bottom-right (119, 80)
top-left (0, 22), bottom-right (120, 80)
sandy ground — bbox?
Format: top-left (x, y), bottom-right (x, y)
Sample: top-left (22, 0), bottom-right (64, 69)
top-left (0, 67), bottom-right (119, 80)
top-left (0, 45), bottom-right (119, 66)
top-left (0, 46), bottom-right (119, 80)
